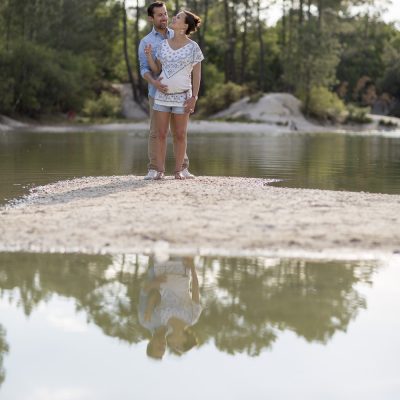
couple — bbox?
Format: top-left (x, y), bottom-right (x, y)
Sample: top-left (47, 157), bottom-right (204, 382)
top-left (138, 257), bottom-right (202, 359)
top-left (138, 1), bottom-right (203, 180)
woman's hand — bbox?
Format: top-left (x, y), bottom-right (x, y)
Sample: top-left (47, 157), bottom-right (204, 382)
top-left (144, 43), bottom-right (152, 58)
top-left (184, 96), bottom-right (197, 114)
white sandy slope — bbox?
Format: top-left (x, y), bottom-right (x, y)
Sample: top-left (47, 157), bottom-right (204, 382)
top-left (212, 93), bottom-right (323, 131)
top-left (1, 176), bottom-right (400, 260)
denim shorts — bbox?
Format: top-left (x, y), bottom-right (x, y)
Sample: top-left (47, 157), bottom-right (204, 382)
top-left (153, 103), bottom-right (186, 114)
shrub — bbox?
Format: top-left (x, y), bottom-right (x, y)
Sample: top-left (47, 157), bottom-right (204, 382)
top-left (378, 119), bottom-right (398, 128)
top-left (197, 82), bottom-right (247, 116)
top-left (248, 91), bottom-right (264, 104)
top-left (0, 41), bottom-right (95, 116)
top-left (82, 91), bottom-right (121, 118)
top-left (305, 86), bottom-right (347, 123)
top-left (379, 59), bottom-right (400, 99)
top-left (345, 104), bottom-right (372, 124)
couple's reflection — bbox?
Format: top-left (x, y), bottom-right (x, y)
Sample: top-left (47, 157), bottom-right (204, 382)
top-left (139, 257), bottom-right (202, 359)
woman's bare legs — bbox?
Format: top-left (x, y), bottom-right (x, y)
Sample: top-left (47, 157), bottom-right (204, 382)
top-left (155, 110), bottom-right (171, 174)
top-left (171, 112), bottom-right (190, 177)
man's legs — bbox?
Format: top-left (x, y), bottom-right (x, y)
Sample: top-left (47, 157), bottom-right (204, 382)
top-left (147, 96), bottom-right (158, 171)
top-left (154, 110), bottom-right (170, 173)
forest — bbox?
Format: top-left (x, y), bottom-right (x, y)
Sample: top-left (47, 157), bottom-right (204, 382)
top-left (0, 0), bottom-right (399, 120)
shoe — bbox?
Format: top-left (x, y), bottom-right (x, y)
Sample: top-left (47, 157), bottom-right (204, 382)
top-left (144, 169), bottom-right (158, 180)
top-left (181, 168), bottom-right (195, 179)
top-left (174, 171), bottom-right (185, 180)
top-left (154, 171), bottom-right (165, 180)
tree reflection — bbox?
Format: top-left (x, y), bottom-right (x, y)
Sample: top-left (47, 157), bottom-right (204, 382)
top-left (196, 258), bottom-right (374, 355)
top-left (0, 253), bottom-right (376, 361)
top-left (0, 325), bottom-right (9, 387)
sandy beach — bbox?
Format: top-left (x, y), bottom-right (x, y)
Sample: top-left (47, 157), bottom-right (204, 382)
top-left (1, 175), bottom-right (399, 260)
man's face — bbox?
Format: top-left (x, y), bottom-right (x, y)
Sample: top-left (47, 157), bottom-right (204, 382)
top-left (150, 5), bottom-right (168, 30)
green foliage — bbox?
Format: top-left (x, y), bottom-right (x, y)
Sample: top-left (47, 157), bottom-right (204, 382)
top-left (379, 60), bottom-right (400, 99)
top-left (0, 42), bottom-right (95, 116)
top-left (83, 92), bottom-right (122, 118)
top-left (1, 0), bottom-right (400, 118)
top-left (282, 15), bottom-right (340, 102)
top-left (337, 16), bottom-right (395, 100)
top-left (0, 0), bottom-right (122, 117)
top-left (345, 104), bottom-right (372, 124)
top-left (305, 86), bottom-right (347, 123)
top-left (248, 91), bottom-right (263, 104)
top-left (203, 62), bottom-right (224, 89)
top-left (378, 119), bottom-right (398, 128)
top-left (197, 82), bottom-right (247, 116)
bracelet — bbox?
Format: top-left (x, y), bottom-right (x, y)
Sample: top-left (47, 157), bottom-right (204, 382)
top-left (192, 95), bottom-right (198, 100)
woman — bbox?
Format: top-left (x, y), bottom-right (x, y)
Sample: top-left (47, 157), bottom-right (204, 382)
top-left (144, 10), bottom-right (204, 180)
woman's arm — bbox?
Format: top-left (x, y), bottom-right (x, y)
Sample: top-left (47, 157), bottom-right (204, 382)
top-left (192, 62), bottom-right (201, 98)
top-left (184, 62), bottom-right (201, 114)
top-left (189, 262), bottom-right (200, 304)
top-left (144, 44), bottom-right (161, 75)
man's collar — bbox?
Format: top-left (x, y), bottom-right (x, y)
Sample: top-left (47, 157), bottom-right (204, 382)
top-left (151, 26), bottom-right (173, 38)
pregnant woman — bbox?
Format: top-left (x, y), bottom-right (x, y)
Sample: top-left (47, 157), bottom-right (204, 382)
top-left (144, 10), bottom-right (204, 180)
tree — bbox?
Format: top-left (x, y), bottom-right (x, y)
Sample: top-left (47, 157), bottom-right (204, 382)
top-left (281, 0), bottom-right (341, 112)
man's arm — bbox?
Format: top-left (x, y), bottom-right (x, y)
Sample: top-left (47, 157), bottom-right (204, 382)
top-left (144, 289), bottom-right (161, 322)
top-left (138, 39), bottom-right (151, 79)
top-left (138, 39), bottom-right (168, 93)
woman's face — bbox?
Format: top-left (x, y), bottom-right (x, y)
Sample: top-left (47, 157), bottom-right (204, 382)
top-left (170, 12), bottom-right (188, 32)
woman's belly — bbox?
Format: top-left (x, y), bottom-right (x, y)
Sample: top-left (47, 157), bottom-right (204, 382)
top-left (160, 70), bottom-right (191, 94)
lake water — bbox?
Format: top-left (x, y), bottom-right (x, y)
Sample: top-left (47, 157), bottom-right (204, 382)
top-left (1, 130), bottom-right (400, 205)
top-left (0, 252), bottom-right (399, 399)
top-left (1, 130), bottom-right (400, 399)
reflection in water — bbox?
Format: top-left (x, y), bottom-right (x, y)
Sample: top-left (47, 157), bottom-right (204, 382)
top-left (139, 257), bottom-right (202, 359)
top-left (198, 258), bottom-right (373, 356)
top-left (0, 325), bottom-right (8, 387)
top-left (0, 253), bottom-right (375, 373)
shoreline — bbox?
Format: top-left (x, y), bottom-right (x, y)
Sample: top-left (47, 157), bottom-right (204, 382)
top-left (1, 176), bottom-right (400, 261)
top-left (1, 117), bottom-right (400, 138)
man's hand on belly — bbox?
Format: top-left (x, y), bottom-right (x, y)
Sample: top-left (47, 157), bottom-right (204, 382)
top-left (153, 77), bottom-right (168, 93)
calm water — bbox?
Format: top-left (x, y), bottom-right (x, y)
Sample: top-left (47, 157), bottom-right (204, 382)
top-left (1, 130), bottom-right (400, 398)
top-left (1, 130), bottom-right (400, 204)
top-left (0, 253), bottom-right (399, 399)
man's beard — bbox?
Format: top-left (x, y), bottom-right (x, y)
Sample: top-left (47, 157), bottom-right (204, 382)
top-left (157, 21), bottom-right (167, 30)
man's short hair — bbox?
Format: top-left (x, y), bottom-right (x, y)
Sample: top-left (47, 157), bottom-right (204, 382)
top-left (147, 2), bottom-right (166, 17)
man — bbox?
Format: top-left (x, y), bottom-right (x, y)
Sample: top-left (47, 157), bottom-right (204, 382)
top-left (138, 1), bottom-right (194, 180)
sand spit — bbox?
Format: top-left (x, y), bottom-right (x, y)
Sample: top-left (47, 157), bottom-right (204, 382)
top-left (1, 176), bottom-right (400, 260)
